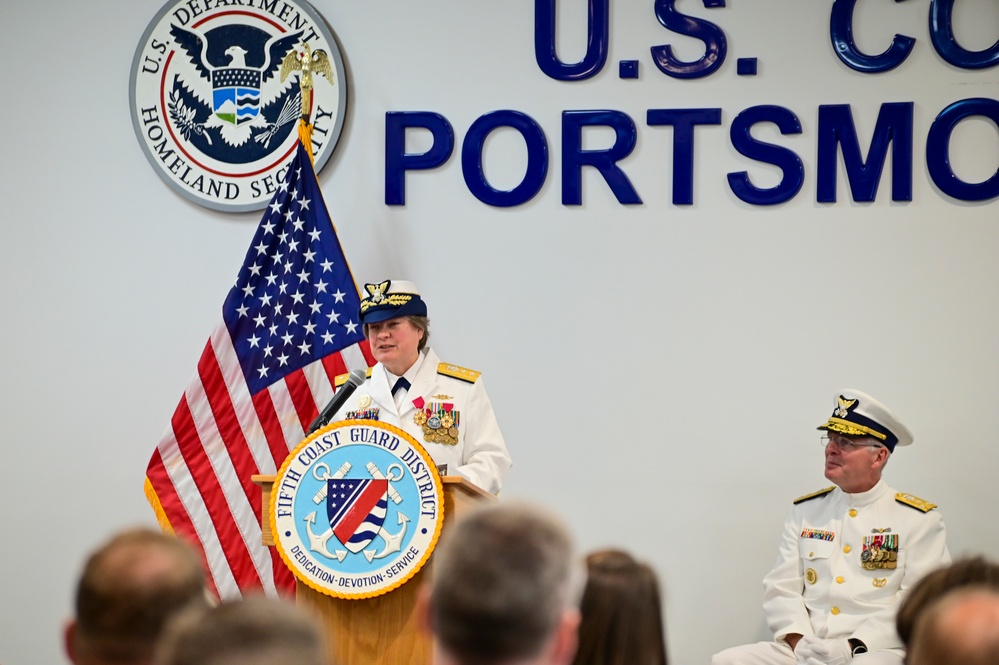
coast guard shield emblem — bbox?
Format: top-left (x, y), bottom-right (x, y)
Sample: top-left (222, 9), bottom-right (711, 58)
top-left (327, 478), bottom-right (389, 554)
top-left (129, 0), bottom-right (347, 212)
top-left (272, 421), bottom-right (444, 599)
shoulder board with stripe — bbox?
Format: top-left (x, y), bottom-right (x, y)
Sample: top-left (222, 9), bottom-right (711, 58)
top-left (334, 367), bottom-right (373, 387)
top-left (896, 492), bottom-right (937, 512)
top-left (437, 362), bottom-right (480, 383)
top-left (793, 486), bottom-right (836, 504)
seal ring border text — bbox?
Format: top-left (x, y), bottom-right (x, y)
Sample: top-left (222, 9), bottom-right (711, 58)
top-left (270, 419), bottom-right (445, 600)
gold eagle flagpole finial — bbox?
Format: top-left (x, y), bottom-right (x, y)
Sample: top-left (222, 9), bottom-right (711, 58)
top-left (280, 43), bottom-right (335, 158)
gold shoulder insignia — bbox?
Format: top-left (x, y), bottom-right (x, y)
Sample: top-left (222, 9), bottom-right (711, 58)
top-left (793, 486), bottom-right (836, 504)
top-left (437, 362), bottom-right (481, 384)
top-left (334, 368), bottom-right (373, 387)
top-left (896, 492), bottom-right (937, 512)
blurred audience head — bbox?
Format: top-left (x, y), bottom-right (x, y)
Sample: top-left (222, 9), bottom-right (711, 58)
top-left (907, 585), bottom-right (999, 665)
top-left (573, 549), bottom-right (668, 665)
top-left (65, 528), bottom-right (207, 665)
top-left (896, 555), bottom-right (999, 647)
top-left (155, 595), bottom-right (327, 665)
top-left (427, 501), bottom-right (582, 665)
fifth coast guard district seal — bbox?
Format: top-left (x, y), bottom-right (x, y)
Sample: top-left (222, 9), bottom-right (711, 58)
top-left (129, 0), bottom-right (347, 212)
top-left (272, 421), bottom-right (444, 599)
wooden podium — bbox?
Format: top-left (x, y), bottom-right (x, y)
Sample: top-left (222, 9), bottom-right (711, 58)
top-left (253, 474), bottom-right (494, 665)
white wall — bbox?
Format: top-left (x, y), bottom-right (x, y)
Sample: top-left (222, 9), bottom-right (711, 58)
top-left (2, 1), bottom-right (998, 664)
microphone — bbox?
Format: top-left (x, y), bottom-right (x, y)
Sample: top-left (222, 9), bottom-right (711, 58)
top-left (306, 368), bottom-right (367, 435)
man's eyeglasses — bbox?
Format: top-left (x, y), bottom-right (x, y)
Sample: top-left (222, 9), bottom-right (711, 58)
top-left (820, 434), bottom-right (883, 451)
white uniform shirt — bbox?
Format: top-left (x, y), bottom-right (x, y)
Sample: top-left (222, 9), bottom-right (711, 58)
top-left (332, 348), bottom-right (511, 494)
top-left (762, 479), bottom-right (949, 652)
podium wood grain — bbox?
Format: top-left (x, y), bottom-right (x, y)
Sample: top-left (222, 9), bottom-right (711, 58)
top-left (253, 474), bottom-right (494, 665)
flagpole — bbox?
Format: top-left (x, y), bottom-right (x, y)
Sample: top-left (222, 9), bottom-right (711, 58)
top-left (299, 120), bottom-right (314, 164)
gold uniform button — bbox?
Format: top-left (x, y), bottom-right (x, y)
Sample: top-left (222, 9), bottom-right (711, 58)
top-left (836, 576), bottom-right (845, 584)
top-left (831, 607), bottom-right (841, 615)
top-left (849, 509), bottom-right (858, 517)
top-left (844, 545), bottom-right (852, 553)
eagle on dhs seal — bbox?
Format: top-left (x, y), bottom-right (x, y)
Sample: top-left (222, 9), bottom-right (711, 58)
top-left (129, 0), bottom-right (347, 212)
top-left (168, 23), bottom-right (303, 150)
top-left (271, 421), bottom-right (444, 599)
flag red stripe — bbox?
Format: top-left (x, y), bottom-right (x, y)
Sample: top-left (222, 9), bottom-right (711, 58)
top-left (269, 545), bottom-right (296, 596)
top-left (146, 448), bottom-right (197, 543)
top-left (284, 368), bottom-right (319, 432)
top-left (171, 385), bottom-right (264, 591)
top-left (359, 339), bottom-right (376, 366)
top-left (252, 389), bottom-right (296, 471)
top-left (145, 453), bottom-right (223, 599)
top-left (198, 346), bottom-right (263, 519)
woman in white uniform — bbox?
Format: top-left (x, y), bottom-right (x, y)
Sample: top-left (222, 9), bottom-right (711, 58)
top-left (333, 279), bottom-right (511, 494)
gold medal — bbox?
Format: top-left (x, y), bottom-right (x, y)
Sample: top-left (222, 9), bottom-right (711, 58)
top-left (441, 413), bottom-right (454, 429)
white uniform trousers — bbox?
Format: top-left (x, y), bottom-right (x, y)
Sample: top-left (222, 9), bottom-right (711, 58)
top-left (711, 641), bottom-right (902, 665)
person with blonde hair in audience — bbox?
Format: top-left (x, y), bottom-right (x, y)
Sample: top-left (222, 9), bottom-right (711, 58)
top-left (155, 595), bottom-right (328, 665)
top-left (894, 555), bottom-right (999, 649)
top-left (573, 548), bottom-right (668, 665)
top-left (906, 585), bottom-right (999, 665)
top-left (423, 501), bottom-right (582, 665)
top-left (64, 527), bottom-right (208, 665)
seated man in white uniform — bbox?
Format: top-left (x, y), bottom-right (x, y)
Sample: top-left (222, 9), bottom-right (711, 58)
top-left (331, 279), bottom-right (511, 494)
top-left (712, 389), bottom-right (950, 665)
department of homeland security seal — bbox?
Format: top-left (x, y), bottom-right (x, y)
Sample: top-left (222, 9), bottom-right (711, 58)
top-left (271, 421), bottom-right (444, 599)
top-left (129, 0), bottom-right (347, 212)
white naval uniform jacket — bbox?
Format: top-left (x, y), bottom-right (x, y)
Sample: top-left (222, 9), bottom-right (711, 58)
top-left (762, 479), bottom-right (949, 652)
top-left (331, 348), bottom-right (511, 494)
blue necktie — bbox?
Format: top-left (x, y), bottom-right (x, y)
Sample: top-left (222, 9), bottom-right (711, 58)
top-left (392, 377), bottom-right (410, 396)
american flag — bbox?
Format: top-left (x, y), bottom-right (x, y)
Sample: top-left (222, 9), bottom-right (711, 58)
top-left (145, 141), bottom-right (374, 598)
